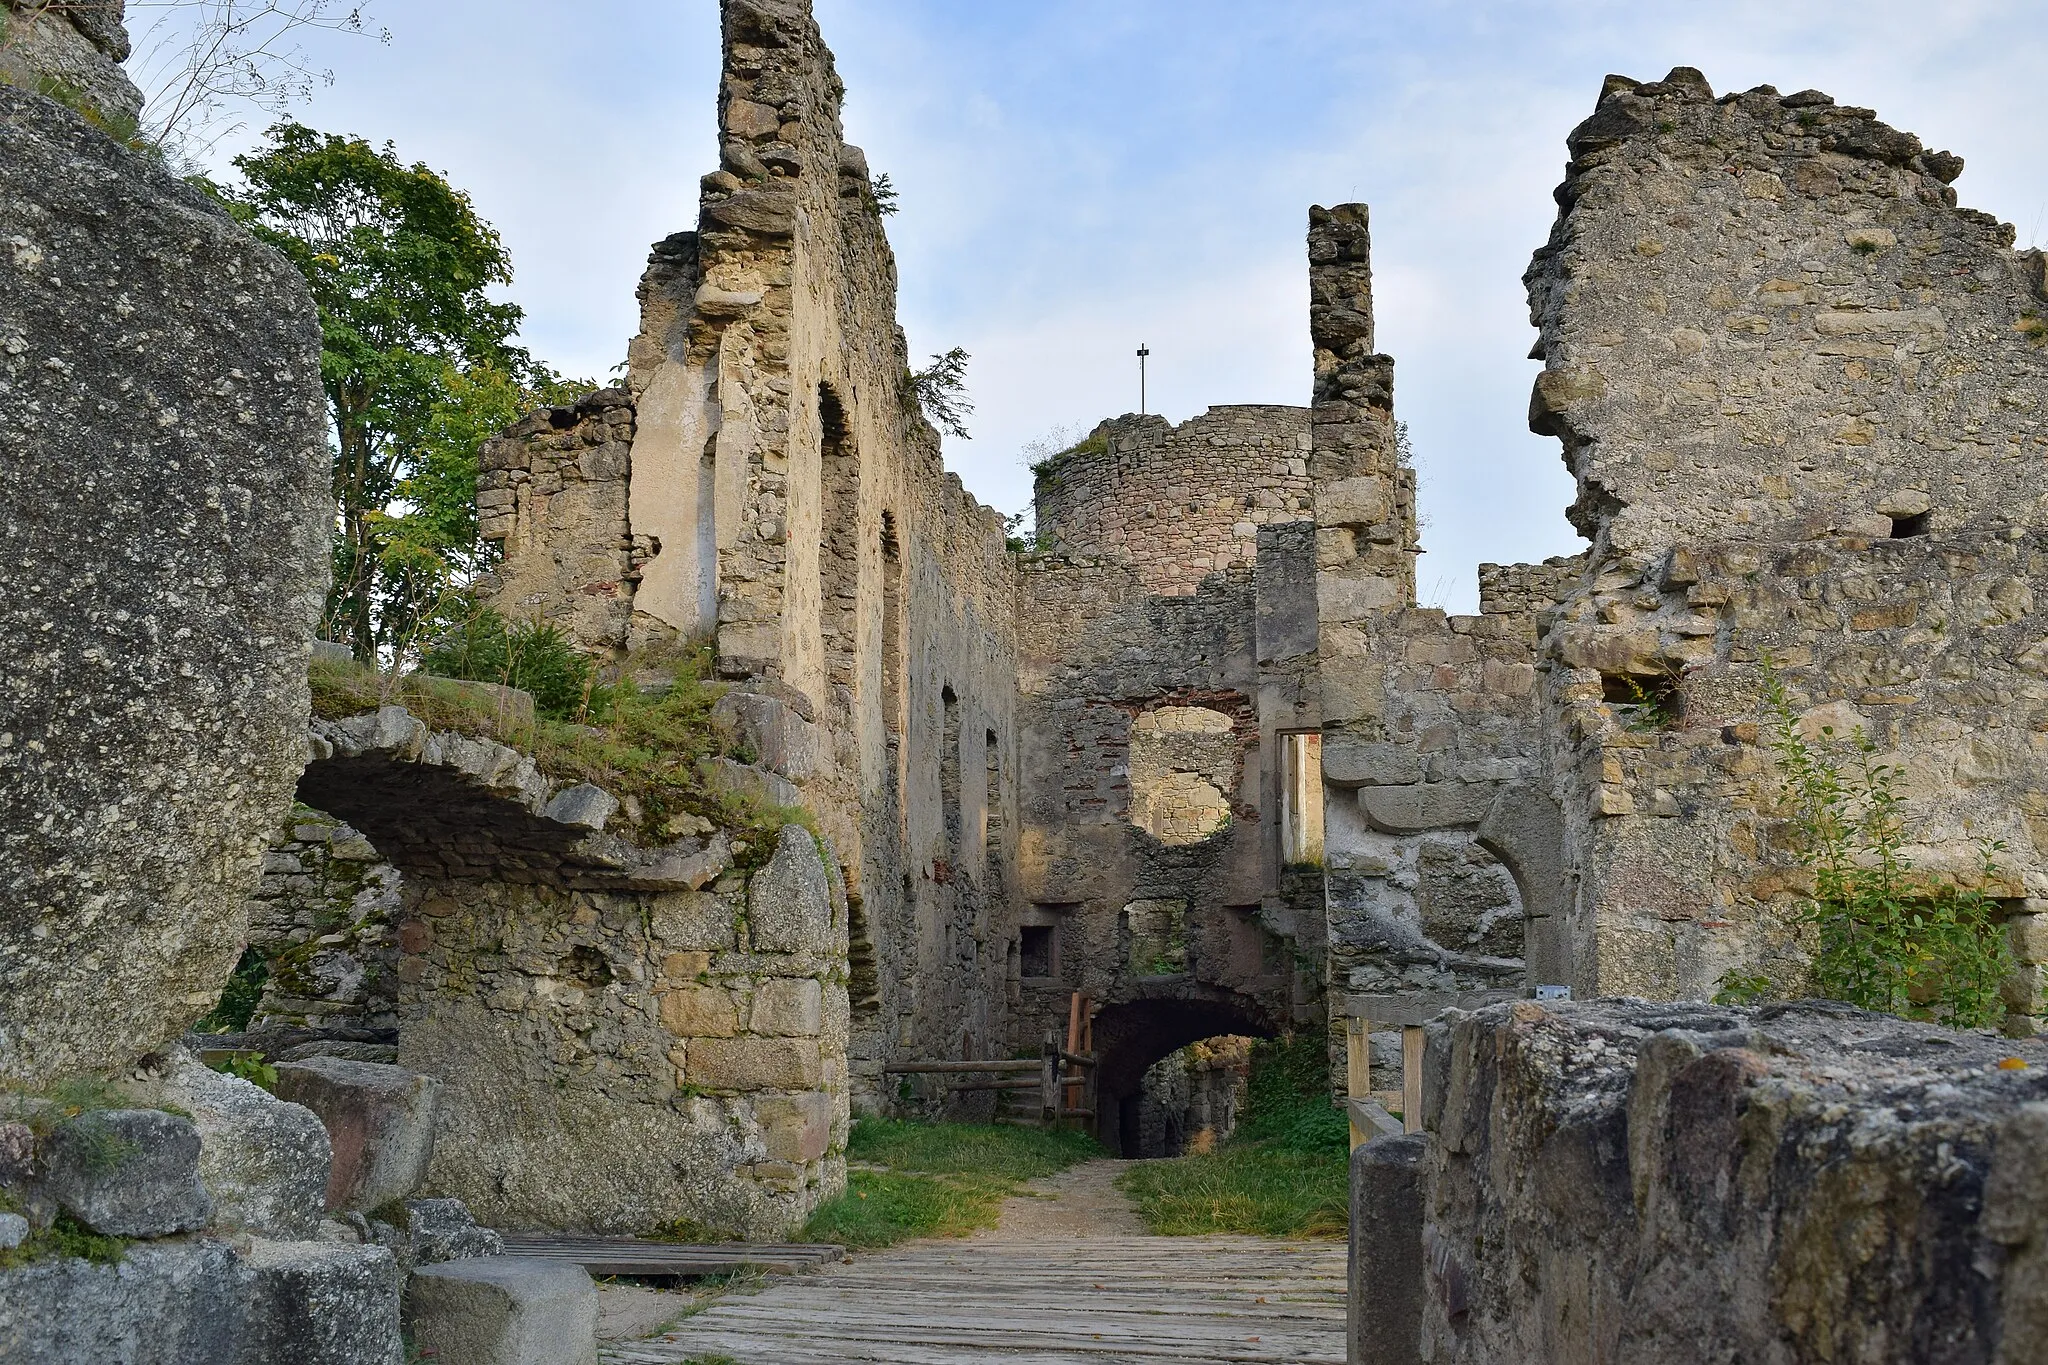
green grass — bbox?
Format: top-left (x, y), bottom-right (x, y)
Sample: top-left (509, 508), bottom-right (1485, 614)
top-left (800, 1120), bottom-right (1104, 1250)
top-left (309, 645), bottom-right (813, 870)
top-left (0, 1212), bottom-right (127, 1269)
top-left (1116, 1032), bottom-right (1350, 1239)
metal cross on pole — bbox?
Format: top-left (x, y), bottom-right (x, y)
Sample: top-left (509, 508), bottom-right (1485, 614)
top-left (1136, 343), bottom-right (1150, 415)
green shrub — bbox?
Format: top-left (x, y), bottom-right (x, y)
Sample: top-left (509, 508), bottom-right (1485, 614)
top-left (1718, 660), bottom-right (2015, 1027)
top-left (421, 606), bottom-right (610, 722)
top-left (191, 947), bottom-right (268, 1034)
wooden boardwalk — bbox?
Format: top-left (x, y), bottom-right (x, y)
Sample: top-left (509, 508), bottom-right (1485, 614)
top-left (601, 1235), bottom-right (1347, 1364)
top-left (497, 1233), bottom-right (844, 1279)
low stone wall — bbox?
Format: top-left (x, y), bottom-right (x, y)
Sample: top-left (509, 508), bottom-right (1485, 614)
top-left (299, 707), bottom-right (851, 1237)
top-left (1350, 998), bottom-right (2048, 1363)
top-left (246, 806), bottom-right (401, 1036)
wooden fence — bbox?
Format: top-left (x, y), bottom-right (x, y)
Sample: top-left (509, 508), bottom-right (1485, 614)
top-left (884, 992), bottom-right (1098, 1131)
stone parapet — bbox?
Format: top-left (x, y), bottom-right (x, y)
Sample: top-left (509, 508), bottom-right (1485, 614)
top-left (1388, 998), bottom-right (2048, 1363)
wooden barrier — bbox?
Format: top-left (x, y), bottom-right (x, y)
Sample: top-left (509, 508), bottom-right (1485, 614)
top-left (883, 999), bottom-right (1098, 1132)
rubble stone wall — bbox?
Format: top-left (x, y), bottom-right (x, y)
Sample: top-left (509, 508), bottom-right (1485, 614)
top-left (477, 0), bottom-right (1020, 1110)
top-left (1524, 69), bottom-right (2048, 1014)
top-left (246, 806), bottom-right (401, 1035)
top-left (1376, 998), bottom-right (2048, 1364)
top-left (1032, 406), bottom-right (1313, 596)
top-left (297, 707), bottom-right (850, 1237)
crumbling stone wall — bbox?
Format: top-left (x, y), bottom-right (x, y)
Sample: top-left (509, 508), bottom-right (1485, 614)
top-left (298, 707), bottom-right (850, 1236)
top-left (476, 388), bottom-right (639, 656)
top-left (245, 806), bottom-right (401, 1036)
top-left (1360, 998), bottom-right (2048, 1363)
top-left (0, 19), bottom-right (329, 1086)
top-left (1523, 69), bottom-right (2048, 1016)
top-left (1016, 410), bottom-right (1323, 1151)
top-left (1033, 407), bottom-right (1313, 596)
top-left (477, 0), bottom-right (1020, 1109)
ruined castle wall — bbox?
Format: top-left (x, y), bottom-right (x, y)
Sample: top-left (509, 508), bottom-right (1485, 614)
top-left (1524, 70), bottom-right (2048, 1017)
top-left (299, 708), bottom-right (851, 1236)
top-left (1370, 999), bottom-right (2048, 1363)
top-left (480, 0), bottom-right (1021, 1108)
top-left (476, 389), bottom-right (638, 655)
top-left (1032, 406), bottom-right (1313, 596)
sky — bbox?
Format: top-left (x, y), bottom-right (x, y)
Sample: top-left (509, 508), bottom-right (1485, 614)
top-left (140, 0), bottom-right (2048, 612)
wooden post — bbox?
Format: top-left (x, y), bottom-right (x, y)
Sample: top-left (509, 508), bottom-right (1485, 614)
top-left (1345, 1017), bottom-right (1372, 1151)
top-left (1064, 992), bottom-right (1086, 1113)
top-left (1081, 1002), bottom-right (1097, 1137)
top-left (1040, 1030), bottom-right (1061, 1128)
top-left (1401, 1026), bottom-right (1425, 1135)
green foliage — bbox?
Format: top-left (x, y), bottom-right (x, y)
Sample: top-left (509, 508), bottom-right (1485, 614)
top-left (1117, 1145), bottom-right (1348, 1238)
top-left (1117, 1032), bottom-right (1348, 1238)
top-left (908, 347), bottom-right (972, 440)
top-left (800, 1119), bottom-right (1102, 1249)
top-left (208, 1052), bottom-right (279, 1093)
top-left (0, 1212), bottom-right (126, 1270)
top-left (421, 605), bottom-right (610, 723)
top-left (1233, 1032), bottom-right (1349, 1154)
top-left (866, 170), bottom-right (897, 216)
top-left (1743, 658), bottom-right (2015, 1028)
top-left (192, 947), bottom-right (269, 1034)
top-left (1029, 431), bottom-right (1104, 481)
top-left (217, 122), bottom-right (586, 662)
top-left (1711, 970), bottom-right (1775, 1006)
top-left (2017, 311), bottom-right (2048, 346)
top-left (1608, 671), bottom-right (1680, 732)
top-left (310, 643), bottom-right (812, 870)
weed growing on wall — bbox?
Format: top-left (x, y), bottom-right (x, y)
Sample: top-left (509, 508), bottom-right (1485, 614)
top-left (1724, 660), bottom-right (2014, 1027)
top-left (421, 605), bottom-right (609, 722)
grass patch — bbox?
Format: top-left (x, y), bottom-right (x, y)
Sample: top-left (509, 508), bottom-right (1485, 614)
top-left (310, 644), bottom-right (812, 871)
top-left (801, 1120), bottom-right (1104, 1250)
top-left (0, 1212), bottom-right (127, 1269)
top-left (1117, 1032), bottom-right (1349, 1239)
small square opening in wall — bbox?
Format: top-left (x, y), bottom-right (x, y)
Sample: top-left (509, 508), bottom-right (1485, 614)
top-left (1601, 671), bottom-right (1681, 729)
top-left (1889, 510), bottom-right (1931, 539)
top-left (1019, 925), bottom-right (1054, 979)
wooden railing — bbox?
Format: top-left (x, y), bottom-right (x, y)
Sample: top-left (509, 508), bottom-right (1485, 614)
top-left (885, 992), bottom-right (1098, 1131)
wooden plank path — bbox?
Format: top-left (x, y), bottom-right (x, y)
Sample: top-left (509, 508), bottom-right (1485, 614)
top-left (497, 1234), bottom-right (845, 1279)
top-left (601, 1235), bottom-right (1347, 1364)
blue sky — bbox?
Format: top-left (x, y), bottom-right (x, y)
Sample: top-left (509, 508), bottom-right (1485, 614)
top-left (158, 1), bottom-right (2048, 612)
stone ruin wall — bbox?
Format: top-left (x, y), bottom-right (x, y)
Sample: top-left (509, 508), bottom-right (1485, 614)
top-left (1523, 68), bottom-right (2048, 1027)
top-left (479, 0), bottom-right (1021, 1110)
top-left (296, 707), bottom-right (851, 1237)
top-left (1307, 206), bottom-right (1579, 1091)
top-left (1032, 406), bottom-right (1314, 595)
top-left (1013, 405), bottom-right (1325, 1152)
top-left (1353, 999), bottom-right (2048, 1365)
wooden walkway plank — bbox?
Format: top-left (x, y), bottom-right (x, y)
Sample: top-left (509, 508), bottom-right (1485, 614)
top-left (498, 1234), bottom-right (845, 1278)
top-left (603, 1234), bottom-right (1346, 1365)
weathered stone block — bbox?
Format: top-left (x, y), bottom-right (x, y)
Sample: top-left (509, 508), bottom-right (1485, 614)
top-left (1358, 782), bottom-right (1497, 833)
top-left (712, 691), bottom-right (828, 781)
top-left (660, 986), bottom-right (739, 1038)
top-left (37, 1109), bottom-right (211, 1237)
top-left (405, 1197), bottom-right (506, 1266)
top-left (0, 81), bottom-right (330, 1087)
top-left (271, 1058), bottom-right (441, 1213)
top-left (0, 1241), bottom-right (247, 1363)
top-left (1320, 736), bottom-right (1423, 788)
top-left (754, 1091), bottom-right (833, 1163)
top-left (747, 826), bottom-right (833, 953)
top-left (240, 1238), bottom-right (402, 1365)
top-left (405, 1256), bottom-right (598, 1365)
top-left (750, 979), bottom-right (824, 1036)
top-left (688, 1037), bottom-right (821, 1090)
top-left (1350, 1134), bottom-right (1425, 1365)
top-left (137, 1046), bottom-right (331, 1238)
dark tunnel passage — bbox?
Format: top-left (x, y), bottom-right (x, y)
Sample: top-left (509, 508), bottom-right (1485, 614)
top-left (1090, 995), bottom-right (1278, 1157)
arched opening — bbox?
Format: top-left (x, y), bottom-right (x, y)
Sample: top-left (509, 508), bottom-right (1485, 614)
top-left (941, 685), bottom-right (962, 869)
top-left (880, 511), bottom-right (903, 741)
top-left (1089, 995), bottom-right (1278, 1158)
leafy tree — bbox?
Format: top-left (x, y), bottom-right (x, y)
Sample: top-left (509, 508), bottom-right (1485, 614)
top-left (220, 122), bottom-right (580, 659)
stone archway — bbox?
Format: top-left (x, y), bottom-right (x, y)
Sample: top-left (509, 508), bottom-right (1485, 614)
top-left (1090, 992), bottom-right (1279, 1157)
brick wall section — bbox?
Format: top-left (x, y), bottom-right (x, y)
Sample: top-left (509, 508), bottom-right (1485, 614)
top-left (1032, 406), bottom-right (1312, 597)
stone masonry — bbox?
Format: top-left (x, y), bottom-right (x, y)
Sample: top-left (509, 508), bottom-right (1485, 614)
top-left (1523, 69), bottom-right (2048, 1022)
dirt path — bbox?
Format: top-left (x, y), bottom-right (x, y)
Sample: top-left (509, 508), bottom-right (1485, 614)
top-left (979, 1158), bottom-right (1150, 1239)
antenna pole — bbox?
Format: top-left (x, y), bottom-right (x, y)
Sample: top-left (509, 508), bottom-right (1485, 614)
top-left (1136, 343), bottom-right (1150, 415)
